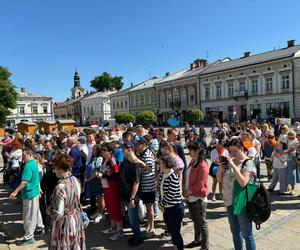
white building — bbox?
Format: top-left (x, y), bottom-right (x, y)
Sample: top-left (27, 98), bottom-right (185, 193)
top-left (81, 91), bottom-right (116, 125)
top-left (110, 84), bottom-right (139, 118)
top-left (200, 40), bottom-right (300, 122)
top-left (6, 87), bottom-right (54, 127)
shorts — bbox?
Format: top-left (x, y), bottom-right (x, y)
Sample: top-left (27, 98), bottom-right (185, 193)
top-left (140, 191), bottom-right (156, 204)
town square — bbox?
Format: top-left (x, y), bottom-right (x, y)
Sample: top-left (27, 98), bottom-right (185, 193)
top-left (1, 1), bottom-right (300, 249)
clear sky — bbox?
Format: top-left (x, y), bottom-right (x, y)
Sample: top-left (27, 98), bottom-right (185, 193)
top-left (1, 0), bottom-right (300, 101)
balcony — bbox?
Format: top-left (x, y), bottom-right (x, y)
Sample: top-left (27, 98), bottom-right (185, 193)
top-left (233, 90), bottom-right (248, 101)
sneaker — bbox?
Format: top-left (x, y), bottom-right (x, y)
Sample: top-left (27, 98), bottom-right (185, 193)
top-left (110, 230), bottom-right (125, 241)
top-left (94, 214), bottom-right (103, 223)
top-left (211, 195), bottom-right (216, 201)
top-left (35, 228), bottom-right (46, 236)
top-left (101, 227), bottom-right (116, 234)
top-left (90, 212), bottom-right (100, 220)
top-left (185, 241), bottom-right (201, 248)
top-left (17, 238), bottom-right (35, 246)
top-left (127, 236), bottom-right (143, 247)
top-left (144, 230), bottom-right (156, 239)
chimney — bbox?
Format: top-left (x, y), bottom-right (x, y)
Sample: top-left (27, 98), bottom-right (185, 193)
top-left (20, 87), bottom-right (25, 93)
top-left (190, 63), bottom-right (194, 70)
top-left (287, 40), bottom-right (295, 48)
top-left (244, 52), bottom-right (251, 57)
top-left (194, 59), bottom-right (208, 68)
top-left (131, 82), bottom-right (134, 87)
top-left (165, 72), bottom-right (170, 77)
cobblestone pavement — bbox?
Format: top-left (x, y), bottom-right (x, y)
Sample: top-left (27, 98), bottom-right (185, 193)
top-left (1, 131), bottom-right (300, 249)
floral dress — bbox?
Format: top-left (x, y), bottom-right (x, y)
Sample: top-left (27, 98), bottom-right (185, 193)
top-left (49, 176), bottom-right (86, 250)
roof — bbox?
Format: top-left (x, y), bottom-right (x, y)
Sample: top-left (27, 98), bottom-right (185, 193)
top-left (55, 95), bottom-right (85, 107)
top-left (18, 92), bottom-right (52, 99)
top-left (56, 119), bottom-right (75, 124)
top-left (109, 83), bottom-right (143, 97)
top-left (17, 122), bottom-right (36, 126)
top-left (129, 77), bottom-right (162, 92)
top-left (81, 91), bottom-right (116, 101)
top-left (39, 121), bottom-right (56, 125)
top-left (154, 69), bottom-right (188, 85)
top-left (200, 44), bottom-right (300, 75)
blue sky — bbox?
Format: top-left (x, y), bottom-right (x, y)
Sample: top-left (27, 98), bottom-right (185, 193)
top-left (1, 0), bottom-right (300, 101)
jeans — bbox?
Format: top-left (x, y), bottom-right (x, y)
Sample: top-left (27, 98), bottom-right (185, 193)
top-left (226, 206), bottom-right (256, 250)
top-left (163, 203), bottom-right (184, 250)
top-left (127, 202), bottom-right (141, 238)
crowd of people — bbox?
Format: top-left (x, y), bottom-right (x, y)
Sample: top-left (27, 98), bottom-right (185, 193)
top-left (0, 118), bottom-right (299, 250)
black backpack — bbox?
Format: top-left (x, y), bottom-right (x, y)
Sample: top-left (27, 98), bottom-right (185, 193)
top-left (245, 176), bottom-right (271, 230)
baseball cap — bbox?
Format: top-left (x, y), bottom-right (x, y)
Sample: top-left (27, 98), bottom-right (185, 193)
top-left (135, 136), bottom-right (147, 145)
top-left (123, 142), bottom-right (135, 149)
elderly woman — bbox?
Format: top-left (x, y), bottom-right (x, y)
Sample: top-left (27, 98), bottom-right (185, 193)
top-left (284, 130), bottom-right (299, 195)
top-left (47, 153), bottom-right (86, 250)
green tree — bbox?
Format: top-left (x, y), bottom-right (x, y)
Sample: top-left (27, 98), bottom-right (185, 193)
top-left (136, 111), bottom-right (157, 126)
top-left (90, 72), bottom-right (123, 92)
top-left (0, 67), bottom-right (18, 125)
top-left (185, 108), bottom-right (203, 123)
top-left (115, 112), bottom-right (135, 124)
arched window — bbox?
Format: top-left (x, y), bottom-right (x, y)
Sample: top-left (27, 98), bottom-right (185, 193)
top-left (160, 91), bottom-right (166, 108)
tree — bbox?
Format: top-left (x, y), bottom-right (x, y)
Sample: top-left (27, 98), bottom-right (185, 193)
top-left (185, 108), bottom-right (203, 123)
top-left (0, 67), bottom-right (18, 125)
top-left (115, 112), bottom-right (135, 124)
top-left (136, 111), bottom-right (157, 126)
top-left (90, 72), bottom-right (123, 92)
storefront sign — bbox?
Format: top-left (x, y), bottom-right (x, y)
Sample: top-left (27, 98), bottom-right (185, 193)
top-left (251, 96), bottom-right (291, 104)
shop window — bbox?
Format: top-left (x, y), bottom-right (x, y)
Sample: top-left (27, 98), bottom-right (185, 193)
top-left (266, 102), bottom-right (289, 118)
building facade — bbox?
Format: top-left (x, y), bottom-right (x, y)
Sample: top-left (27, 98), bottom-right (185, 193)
top-left (110, 84), bottom-right (139, 118)
top-left (199, 40), bottom-right (300, 122)
top-left (81, 91), bottom-right (116, 125)
top-left (129, 77), bottom-right (162, 116)
top-left (6, 87), bottom-right (54, 127)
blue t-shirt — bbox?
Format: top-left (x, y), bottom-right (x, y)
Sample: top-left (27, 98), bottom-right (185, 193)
top-left (69, 146), bottom-right (83, 179)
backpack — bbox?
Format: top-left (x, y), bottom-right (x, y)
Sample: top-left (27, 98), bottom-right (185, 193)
top-left (243, 159), bottom-right (271, 230)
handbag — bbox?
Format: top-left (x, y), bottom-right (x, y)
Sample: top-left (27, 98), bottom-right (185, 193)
top-left (233, 160), bottom-right (258, 216)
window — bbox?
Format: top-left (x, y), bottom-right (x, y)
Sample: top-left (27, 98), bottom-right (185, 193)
top-left (32, 106), bottom-right (38, 114)
top-left (239, 82), bottom-right (245, 92)
top-left (151, 93), bottom-right (155, 104)
top-left (160, 92), bottom-right (166, 108)
top-left (205, 86), bottom-right (210, 99)
top-left (121, 102), bottom-right (124, 109)
top-left (216, 85), bottom-right (222, 98)
top-left (251, 79), bottom-right (258, 93)
top-left (43, 106), bottom-right (48, 114)
top-left (141, 95), bottom-right (145, 106)
top-left (281, 75), bottom-right (289, 89)
top-left (228, 83), bottom-right (233, 96)
top-left (181, 89), bottom-right (187, 105)
top-left (190, 94), bottom-right (194, 101)
top-left (19, 106), bottom-right (25, 114)
top-left (125, 100), bottom-right (128, 108)
top-left (116, 102), bottom-right (120, 109)
top-left (266, 77), bottom-right (273, 91)
top-left (266, 102), bottom-right (289, 118)
top-left (112, 102), bottom-right (115, 109)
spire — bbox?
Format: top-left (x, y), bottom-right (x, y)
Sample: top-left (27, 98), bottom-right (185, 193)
top-left (73, 69), bottom-right (80, 87)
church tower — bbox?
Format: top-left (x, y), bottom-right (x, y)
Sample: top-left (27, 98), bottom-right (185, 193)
top-left (71, 70), bottom-right (84, 99)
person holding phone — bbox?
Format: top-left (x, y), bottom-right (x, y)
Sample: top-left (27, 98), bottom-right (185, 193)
top-left (216, 138), bottom-right (257, 250)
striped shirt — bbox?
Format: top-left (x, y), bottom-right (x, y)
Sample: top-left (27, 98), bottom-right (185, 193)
top-left (140, 148), bottom-right (157, 192)
top-left (159, 170), bottom-right (182, 208)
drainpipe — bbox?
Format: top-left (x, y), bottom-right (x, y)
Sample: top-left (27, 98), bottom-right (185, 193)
top-left (292, 59), bottom-right (296, 120)
top-left (198, 76), bottom-right (202, 111)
